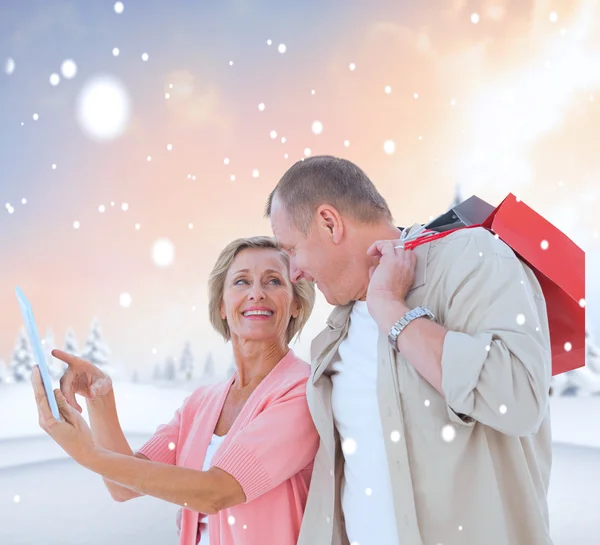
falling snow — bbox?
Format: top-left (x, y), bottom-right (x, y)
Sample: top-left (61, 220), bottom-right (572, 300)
top-left (113, 1), bottom-right (124, 14)
top-left (383, 140), bottom-right (396, 154)
top-left (541, 239), bottom-right (549, 250)
top-left (516, 313), bottom-right (526, 325)
top-left (342, 437), bottom-right (357, 455)
top-left (278, 44), bottom-right (287, 54)
top-left (119, 292), bottom-right (132, 308)
top-left (441, 424), bottom-right (456, 442)
top-left (61, 59), bottom-right (77, 79)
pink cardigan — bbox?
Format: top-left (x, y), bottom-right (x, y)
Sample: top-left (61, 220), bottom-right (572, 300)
top-left (137, 349), bottom-right (319, 545)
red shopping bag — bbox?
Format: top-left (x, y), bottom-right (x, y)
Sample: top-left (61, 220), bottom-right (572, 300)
top-left (414, 193), bottom-right (586, 376)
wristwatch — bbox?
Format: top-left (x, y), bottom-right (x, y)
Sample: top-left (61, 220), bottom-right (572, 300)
top-left (388, 306), bottom-right (435, 350)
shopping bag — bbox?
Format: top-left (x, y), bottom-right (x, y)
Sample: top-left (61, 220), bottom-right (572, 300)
top-left (422, 193), bottom-right (585, 376)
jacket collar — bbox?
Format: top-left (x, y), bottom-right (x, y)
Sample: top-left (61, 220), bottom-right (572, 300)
top-left (324, 223), bottom-right (429, 331)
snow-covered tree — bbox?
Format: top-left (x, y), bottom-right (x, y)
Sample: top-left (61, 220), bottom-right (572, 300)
top-left (64, 327), bottom-right (80, 356)
top-left (43, 328), bottom-right (63, 380)
top-left (178, 342), bottom-right (195, 381)
top-left (152, 362), bottom-right (163, 381)
top-left (0, 359), bottom-right (9, 384)
top-left (81, 318), bottom-right (111, 370)
top-left (203, 353), bottom-right (215, 380)
top-left (163, 357), bottom-right (177, 381)
top-left (10, 328), bottom-right (35, 382)
top-left (226, 358), bottom-right (236, 379)
top-left (451, 183), bottom-right (464, 208)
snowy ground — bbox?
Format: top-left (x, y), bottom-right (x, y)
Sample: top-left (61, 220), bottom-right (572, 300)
top-left (0, 382), bottom-right (599, 544)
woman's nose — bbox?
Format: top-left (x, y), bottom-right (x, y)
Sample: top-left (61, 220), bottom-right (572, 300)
top-left (248, 285), bottom-right (266, 300)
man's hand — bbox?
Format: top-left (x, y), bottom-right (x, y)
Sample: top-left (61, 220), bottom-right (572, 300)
top-left (365, 239), bottom-right (416, 329)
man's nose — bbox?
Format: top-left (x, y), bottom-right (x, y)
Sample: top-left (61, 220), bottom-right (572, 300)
top-left (290, 263), bottom-right (312, 284)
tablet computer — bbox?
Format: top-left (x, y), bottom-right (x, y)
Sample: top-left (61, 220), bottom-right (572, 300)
top-left (15, 286), bottom-right (61, 420)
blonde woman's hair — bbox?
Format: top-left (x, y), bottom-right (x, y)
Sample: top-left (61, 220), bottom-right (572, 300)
top-left (208, 236), bottom-right (315, 344)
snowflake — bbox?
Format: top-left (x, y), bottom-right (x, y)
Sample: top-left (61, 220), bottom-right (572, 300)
top-left (424, 399), bottom-right (430, 407)
top-left (135, 223), bottom-right (140, 230)
top-left (342, 438), bottom-right (357, 455)
top-left (312, 120), bottom-right (323, 135)
top-left (385, 85), bottom-right (392, 94)
top-left (113, 2), bottom-right (124, 14)
top-left (52, 164), bottom-right (57, 170)
top-left (112, 48), bottom-right (120, 56)
top-left (579, 298), bottom-right (586, 308)
top-left (152, 238), bottom-right (175, 268)
top-left (349, 62), bottom-right (356, 71)
top-left (450, 98), bottom-right (457, 106)
top-left (278, 44), bottom-right (287, 54)
top-left (252, 169), bottom-right (259, 178)
top-left (13, 494), bottom-right (20, 504)
top-left (223, 157), bottom-right (230, 165)
top-left (228, 516), bottom-right (235, 525)
top-left (4, 57), bottom-right (15, 75)
top-left (168, 442), bottom-right (176, 450)
top-left (141, 52), bottom-right (149, 62)
top-left (33, 113), bottom-right (39, 121)
top-left (471, 12), bottom-right (480, 24)
top-left (365, 488), bottom-right (372, 496)
top-left (564, 342), bottom-right (572, 352)
top-left (540, 240), bottom-right (549, 250)
top-left (258, 103), bottom-right (265, 111)
top-left (188, 223), bottom-right (193, 230)
top-left (269, 130), bottom-right (277, 139)
top-left (119, 292), bottom-right (132, 308)
top-left (383, 140), bottom-right (396, 154)
top-left (73, 221), bottom-right (80, 229)
top-left (441, 424), bottom-right (456, 443)
top-left (121, 203), bottom-right (128, 211)
top-left (266, 39), bottom-right (272, 46)
top-left (61, 59), bottom-right (77, 79)
top-left (21, 198), bottom-right (27, 204)
top-left (304, 148), bottom-right (311, 157)
top-left (516, 314), bottom-right (526, 325)
top-left (549, 12), bottom-right (558, 23)
top-left (413, 92), bottom-right (419, 99)
top-left (230, 175), bottom-right (235, 181)
top-left (499, 404), bottom-right (507, 414)
top-left (166, 144), bottom-right (173, 151)
top-left (344, 140), bottom-right (350, 147)
top-left (146, 156), bottom-right (152, 162)
top-left (390, 430), bottom-right (401, 442)
top-left (49, 73), bottom-right (60, 86)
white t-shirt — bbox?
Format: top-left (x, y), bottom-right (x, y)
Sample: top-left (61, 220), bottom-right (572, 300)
top-left (330, 300), bottom-right (400, 545)
top-left (198, 433), bottom-right (227, 545)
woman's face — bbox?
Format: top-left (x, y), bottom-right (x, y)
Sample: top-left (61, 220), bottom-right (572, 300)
top-left (220, 247), bottom-right (300, 344)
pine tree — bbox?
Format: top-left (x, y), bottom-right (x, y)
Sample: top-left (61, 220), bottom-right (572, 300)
top-left (64, 327), bottom-right (80, 356)
top-left (81, 318), bottom-right (111, 370)
top-left (203, 353), bottom-right (215, 380)
top-left (451, 183), bottom-right (464, 208)
top-left (226, 358), bottom-right (236, 379)
top-left (43, 328), bottom-right (63, 380)
top-left (0, 359), bottom-right (9, 384)
top-left (10, 328), bottom-right (35, 382)
top-left (179, 342), bottom-right (195, 381)
top-left (163, 356), bottom-right (177, 381)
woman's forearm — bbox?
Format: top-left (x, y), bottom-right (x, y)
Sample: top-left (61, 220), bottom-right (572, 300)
top-left (80, 448), bottom-right (246, 514)
top-left (85, 389), bottom-right (143, 501)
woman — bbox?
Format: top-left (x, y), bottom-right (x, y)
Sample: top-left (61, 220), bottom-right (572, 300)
top-left (31, 236), bottom-right (318, 545)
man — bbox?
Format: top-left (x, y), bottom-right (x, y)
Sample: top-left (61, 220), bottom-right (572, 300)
top-left (265, 156), bottom-right (553, 545)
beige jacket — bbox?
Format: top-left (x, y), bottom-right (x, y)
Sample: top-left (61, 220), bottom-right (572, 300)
top-left (298, 225), bottom-right (553, 545)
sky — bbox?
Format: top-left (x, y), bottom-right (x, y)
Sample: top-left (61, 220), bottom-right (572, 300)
top-left (1, 0), bottom-right (599, 378)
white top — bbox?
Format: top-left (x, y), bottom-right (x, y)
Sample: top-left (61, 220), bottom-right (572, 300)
top-left (330, 300), bottom-right (400, 545)
top-left (198, 433), bottom-right (227, 545)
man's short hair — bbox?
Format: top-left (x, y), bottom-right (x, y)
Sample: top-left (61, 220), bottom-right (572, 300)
top-left (265, 155), bottom-right (393, 235)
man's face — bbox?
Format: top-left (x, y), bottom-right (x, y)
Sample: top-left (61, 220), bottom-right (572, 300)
top-left (270, 198), bottom-right (351, 306)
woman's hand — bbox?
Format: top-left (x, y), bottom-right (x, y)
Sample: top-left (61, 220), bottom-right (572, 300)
top-left (52, 349), bottom-right (113, 413)
top-left (31, 366), bottom-right (98, 465)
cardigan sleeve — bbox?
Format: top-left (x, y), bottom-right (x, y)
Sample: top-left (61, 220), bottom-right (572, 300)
top-left (211, 379), bottom-right (319, 503)
top-left (136, 394), bottom-right (192, 465)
